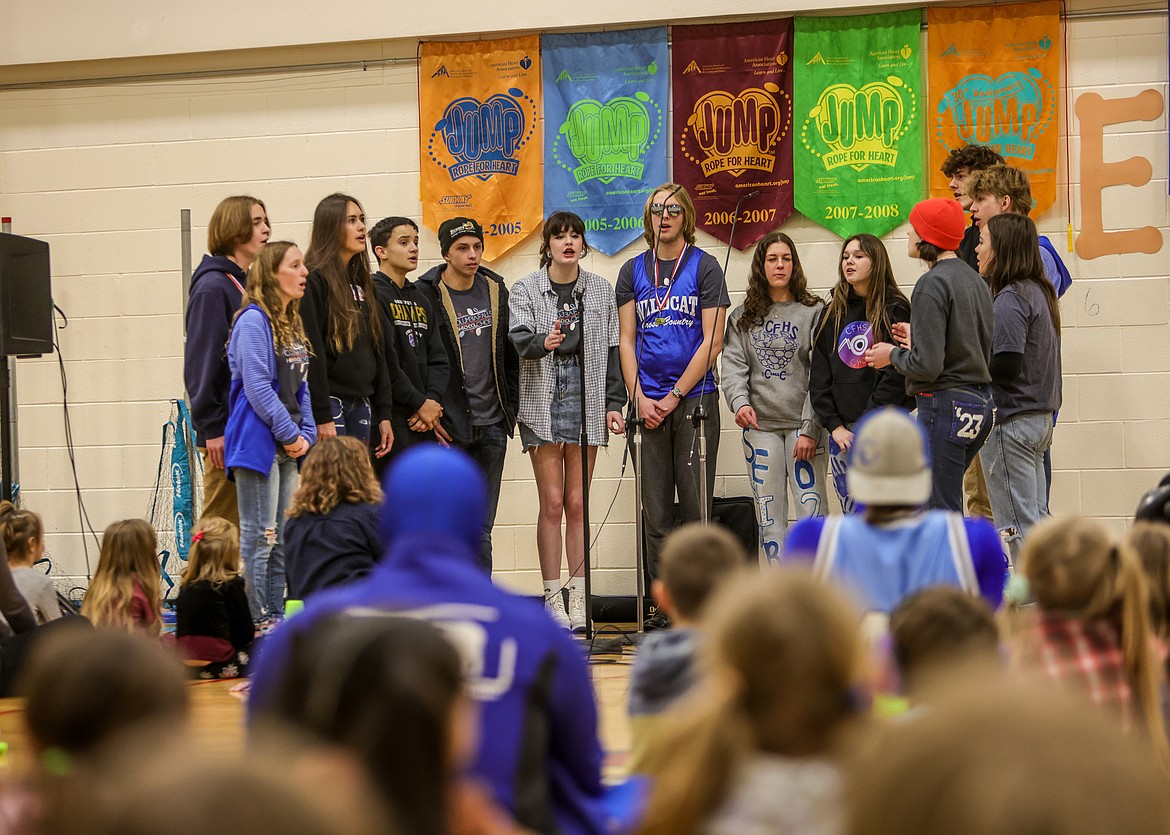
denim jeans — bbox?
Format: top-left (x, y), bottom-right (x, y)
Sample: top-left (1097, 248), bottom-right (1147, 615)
top-left (916, 385), bottom-right (994, 512)
top-left (980, 410), bottom-right (1054, 564)
top-left (741, 428), bottom-right (827, 565)
top-left (235, 451), bottom-right (298, 621)
top-left (463, 419), bottom-right (510, 572)
top-left (330, 396), bottom-right (372, 443)
top-left (828, 429), bottom-right (856, 515)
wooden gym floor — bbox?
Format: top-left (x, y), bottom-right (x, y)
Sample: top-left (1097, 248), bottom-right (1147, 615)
top-left (0, 633), bottom-right (638, 781)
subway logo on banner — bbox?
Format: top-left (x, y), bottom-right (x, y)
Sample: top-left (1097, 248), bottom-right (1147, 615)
top-left (936, 70), bottom-right (1055, 161)
top-left (557, 92), bottom-right (662, 185)
top-left (802, 77), bottom-right (916, 172)
top-left (430, 89), bottom-right (537, 182)
top-left (682, 85), bottom-right (787, 178)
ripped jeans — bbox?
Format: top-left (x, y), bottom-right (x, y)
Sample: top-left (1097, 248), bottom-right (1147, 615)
top-left (235, 451), bottom-right (298, 621)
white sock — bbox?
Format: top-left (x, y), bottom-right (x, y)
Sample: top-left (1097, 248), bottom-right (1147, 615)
top-left (565, 577), bottom-right (582, 594)
top-left (544, 580), bottom-right (561, 598)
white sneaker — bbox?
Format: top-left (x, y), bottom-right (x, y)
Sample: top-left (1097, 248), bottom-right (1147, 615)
top-left (567, 589), bottom-right (587, 633)
top-left (545, 592), bottom-right (570, 629)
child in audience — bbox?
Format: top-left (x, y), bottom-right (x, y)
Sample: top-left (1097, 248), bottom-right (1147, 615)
top-left (284, 436), bottom-right (383, 600)
top-left (636, 570), bottom-right (862, 835)
top-left (627, 524), bottom-right (745, 770)
top-left (847, 679), bottom-right (1170, 835)
top-left (889, 585), bottom-right (1000, 702)
top-left (1010, 517), bottom-right (1168, 758)
top-left (175, 516), bottom-right (253, 679)
top-left (81, 519), bottom-right (162, 637)
top-left (251, 612), bottom-right (524, 835)
top-left (1123, 520), bottom-right (1170, 679)
top-left (0, 502), bottom-right (60, 623)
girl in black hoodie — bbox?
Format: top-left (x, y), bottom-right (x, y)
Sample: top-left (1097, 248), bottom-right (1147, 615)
top-left (810, 234), bottom-right (912, 512)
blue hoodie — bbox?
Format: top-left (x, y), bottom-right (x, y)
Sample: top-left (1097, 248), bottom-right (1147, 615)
top-left (249, 446), bottom-right (607, 835)
top-left (184, 254), bottom-right (246, 446)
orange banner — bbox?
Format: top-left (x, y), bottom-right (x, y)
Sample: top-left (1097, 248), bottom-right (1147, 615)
top-left (420, 36), bottom-right (542, 261)
top-left (927, 1), bottom-right (1061, 215)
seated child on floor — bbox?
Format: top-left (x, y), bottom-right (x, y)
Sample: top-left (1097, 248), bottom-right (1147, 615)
top-left (0, 502), bottom-right (61, 624)
top-left (81, 519), bottom-right (162, 637)
top-left (175, 516), bottom-right (253, 679)
top-left (627, 523), bottom-right (745, 771)
top-left (284, 436), bottom-right (383, 600)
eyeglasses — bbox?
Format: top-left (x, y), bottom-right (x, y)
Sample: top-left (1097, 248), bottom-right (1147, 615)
top-left (650, 203), bottom-right (685, 217)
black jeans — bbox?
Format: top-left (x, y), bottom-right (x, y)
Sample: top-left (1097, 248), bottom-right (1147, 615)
top-left (462, 419), bottom-right (510, 572)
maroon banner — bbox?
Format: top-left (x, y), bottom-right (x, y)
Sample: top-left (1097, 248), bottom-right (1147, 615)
top-left (672, 19), bottom-right (795, 251)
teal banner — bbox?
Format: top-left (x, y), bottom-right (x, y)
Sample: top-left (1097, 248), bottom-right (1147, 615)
top-left (543, 28), bottom-right (669, 255)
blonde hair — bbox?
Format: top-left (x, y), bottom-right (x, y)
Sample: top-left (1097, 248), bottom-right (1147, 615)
top-left (1016, 517), bottom-right (1167, 759)
top-left (0, 500), bottom-right (43, 565)
top-left (181, 517), bottom-right (241, 588)
top-left (1125, 521), bottom-right (1170, 639)
top-left (287, 436), bottom-right (382, 518)
top-left (236, 241), bottom-right (311, 353)
top-left (82, 519), bottom-right (162, 636)
top-left (641, 183), bottom-right (696, 249)
top-left (636, 570), bottom-right (861, 835)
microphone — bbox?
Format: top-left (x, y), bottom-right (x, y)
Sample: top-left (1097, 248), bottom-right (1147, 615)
top-left (721, 189), bottom-right (761, 283)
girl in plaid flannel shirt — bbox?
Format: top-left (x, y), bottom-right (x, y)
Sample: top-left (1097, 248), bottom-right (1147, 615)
top-left (509, 212), bottom-right (627, 632)
top-left (1012, 517), bottom-right (1169, 765)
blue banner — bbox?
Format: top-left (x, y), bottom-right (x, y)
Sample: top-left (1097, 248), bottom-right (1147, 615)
top-left (543, 28), bottom-right (669, 256)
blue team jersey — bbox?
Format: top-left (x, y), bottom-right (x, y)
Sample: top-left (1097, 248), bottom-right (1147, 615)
top-left (630, 247), bottom-right (716, 400)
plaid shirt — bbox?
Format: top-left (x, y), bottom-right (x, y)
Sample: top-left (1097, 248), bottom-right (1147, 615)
top-left (1029, 611), bottom-right (1133, 731)
top-left (509, 267), bottom-right (619, 446)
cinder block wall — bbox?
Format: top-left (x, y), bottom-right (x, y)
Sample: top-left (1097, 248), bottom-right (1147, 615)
top-left (0, 0), bottom-right (1166, 595)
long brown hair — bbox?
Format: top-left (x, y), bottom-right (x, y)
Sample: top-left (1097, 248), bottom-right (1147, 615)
top-left (287, 436), bottom-right (383, 518)
top-left (984, 213), bottom-right (1060, 332)
top-left (181, 516), bottom-right (240, 588)
top-left (82, 519), bottom-right (162, 635)
top-left (1016, 517), bottom-right (1168, 762)
top-left (636, 570), bottom-right (861, 834)
top-left (236, 242), bottom-right (311, 352)
top-left (0, 500), bottom-right (43, 564)
top-left (305, 193), bottom-right (382, 353)
top-left (737, 231), bottom-right (821, 334)
top-left (815, 233), bottom-right (909, 344)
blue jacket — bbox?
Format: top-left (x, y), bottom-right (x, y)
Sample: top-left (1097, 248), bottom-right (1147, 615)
top-left (225, 305), bottom-right (316, 476)
top-left (184, 255), bottom-right (246, 446)
top-left (249, 528), bottom-right (608, 834)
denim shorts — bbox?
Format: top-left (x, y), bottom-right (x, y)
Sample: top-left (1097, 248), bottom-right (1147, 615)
top-left (521, 356), bottom-right (583, 450)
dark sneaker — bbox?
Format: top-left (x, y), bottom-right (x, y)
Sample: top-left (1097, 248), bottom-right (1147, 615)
top-left (643, 609), bottom-right (671, 631)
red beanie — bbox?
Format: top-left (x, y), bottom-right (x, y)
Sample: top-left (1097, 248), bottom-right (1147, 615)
top-left (909, 198), bottom-right (966, 251)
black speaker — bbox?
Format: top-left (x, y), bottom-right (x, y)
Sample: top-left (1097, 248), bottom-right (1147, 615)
top-left (0, 233), bottom-right (52, 357)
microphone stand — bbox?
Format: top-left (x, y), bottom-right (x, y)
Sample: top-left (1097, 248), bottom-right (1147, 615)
top-left (689, 189), bottom-right (760, 525)
top-left (574, 280), bottom-right (593, 640)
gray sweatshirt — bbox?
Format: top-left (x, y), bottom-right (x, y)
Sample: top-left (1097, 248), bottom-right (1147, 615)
top-left (889, 258), bottom-right (992, 395)
top-left (722, 300), bottom-right (823, 435)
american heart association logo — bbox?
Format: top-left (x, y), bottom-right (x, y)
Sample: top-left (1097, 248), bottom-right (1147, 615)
top-left (681, 85), bottom-right (790, 178)
top-left (555, 93), bottom-right (662, 185)
top-left (935, 70), bottom-right (1055, 162)
top-left (801, 77), bottom-right (916, 172)
top-left (427, 89), bottom-right (539, 183)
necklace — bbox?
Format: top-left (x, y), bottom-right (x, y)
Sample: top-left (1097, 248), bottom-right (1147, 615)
top-left (651, 244), bottom-right (688, 313)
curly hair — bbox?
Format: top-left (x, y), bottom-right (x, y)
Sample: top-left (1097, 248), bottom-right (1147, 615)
top-left (237, 241), bottom-right (312, 353)
top-left (737, 232), bottom-right (821, 334)
top-left (940, 144), bottom-right (1005, 177)
top-left (815, 234), bottom-right (909, 346)
top-left (287, 436), bottom-right (383, 518)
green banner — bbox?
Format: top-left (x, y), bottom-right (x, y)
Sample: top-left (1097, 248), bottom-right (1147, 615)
top-left (793, 10), bottom-right (923, 238)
